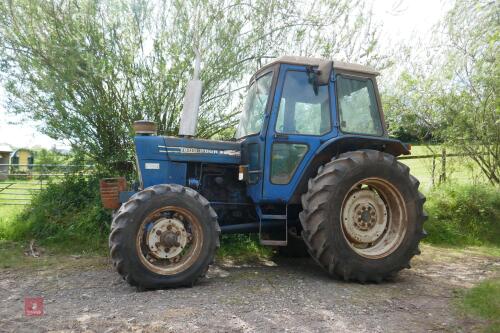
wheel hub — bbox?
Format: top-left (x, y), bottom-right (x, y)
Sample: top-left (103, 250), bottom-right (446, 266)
top-left (342, 189), bottom-right (387, 244)
top-left (147, 218), bottom-right (189, 259)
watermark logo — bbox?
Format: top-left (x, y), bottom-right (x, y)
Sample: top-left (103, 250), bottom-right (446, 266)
top-left (24, 297), bottom-right (44, 316)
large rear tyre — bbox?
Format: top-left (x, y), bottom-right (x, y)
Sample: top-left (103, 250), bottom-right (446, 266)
top-left (299, 150), bottom-right (427, 282)
top-left (109, 184), bottom-right (220, 289)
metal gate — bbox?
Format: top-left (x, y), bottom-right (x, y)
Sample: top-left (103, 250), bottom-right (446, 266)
top-left (0, 164), bottom-right (94, 205)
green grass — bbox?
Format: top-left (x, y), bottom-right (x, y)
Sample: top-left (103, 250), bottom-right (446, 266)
top-left (0, 240), bottom-right (106, 270)
top-left (0, 175), bottom-right (110, 254)
top-left (458, 278), bottom-right (500, 332)
top-left (400, 145), bottom-right (488, 190)
top-left (0, 205), bottom-right (25, 240)
top-left (423, 184), bottom-right (500, 247)
top-left (217, 234), bottom-right (274, 264)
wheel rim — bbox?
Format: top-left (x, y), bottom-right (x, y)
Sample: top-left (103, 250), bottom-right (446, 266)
top-left (136, 206), bottom-right (203, 275)
top-left (340, 178), bottom-right (407, 259)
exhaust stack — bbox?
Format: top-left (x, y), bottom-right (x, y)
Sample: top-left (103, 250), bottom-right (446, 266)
top-left (179, 48), bottom-right (202, 137)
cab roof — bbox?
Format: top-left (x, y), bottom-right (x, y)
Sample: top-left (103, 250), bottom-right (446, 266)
top-left (254, 56), bottom-right (379, 79)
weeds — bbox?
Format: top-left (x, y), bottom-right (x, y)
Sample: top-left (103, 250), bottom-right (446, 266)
top-left (217, 234), bottom-right (274, 263)
top-left (0, 175), bottom-right (110, 253)
top-left (424, 184), bottom-right (500, 247)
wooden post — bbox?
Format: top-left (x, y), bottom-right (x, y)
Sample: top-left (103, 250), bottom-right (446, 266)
top-left (432, 156), bottom-right (436, 186)
top-left (440, 148), bottom-right (447, 183)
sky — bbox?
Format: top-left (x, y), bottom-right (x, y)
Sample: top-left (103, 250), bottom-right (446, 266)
top-left (0, 0), bottom-right (450, 150)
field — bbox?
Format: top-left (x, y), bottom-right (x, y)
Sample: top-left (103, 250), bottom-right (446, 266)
top-left (399, 145), bottom-right (487, 191)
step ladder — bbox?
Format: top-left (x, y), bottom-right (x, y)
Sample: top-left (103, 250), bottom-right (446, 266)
top-left (259, 207), bottom-right (288, 246)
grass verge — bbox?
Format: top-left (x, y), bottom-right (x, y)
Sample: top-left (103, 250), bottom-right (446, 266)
top-left (0, 240), bottom-right (107, 270)
top-left (457, 278), bottom-right (500, 333)
top-left (423, 184), bottom-right (500, 247)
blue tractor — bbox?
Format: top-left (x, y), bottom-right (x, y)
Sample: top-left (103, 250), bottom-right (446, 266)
top-left (108, 56), bottom-right (426, 289)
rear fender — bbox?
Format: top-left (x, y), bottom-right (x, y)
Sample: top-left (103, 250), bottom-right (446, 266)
top-left (288, 135), bottom-right (409, 204)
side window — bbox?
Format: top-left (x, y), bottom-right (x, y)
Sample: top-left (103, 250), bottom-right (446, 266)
top-left (275, 71), bottom-right (330, 135)
top-left (247, 143), bottom-right (260, 184)
top-left (270, 143), bottom-right (308, 184)
top-left (337, 76), bottom-right (383, 136)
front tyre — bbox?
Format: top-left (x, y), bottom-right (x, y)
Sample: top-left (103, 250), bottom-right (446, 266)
top-left (109, 184), bottom-right (220, 289)
top-left (299, 150), bottom-right (427, 282)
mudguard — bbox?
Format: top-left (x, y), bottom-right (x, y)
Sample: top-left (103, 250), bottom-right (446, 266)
top-left (288, 135), bottom-right (410, 204)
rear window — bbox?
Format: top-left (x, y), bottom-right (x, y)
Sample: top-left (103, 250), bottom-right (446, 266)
top-left (337, 76), bottom-right (383, 136)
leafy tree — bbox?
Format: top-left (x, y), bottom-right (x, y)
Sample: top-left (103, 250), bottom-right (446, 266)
top-left (0, 0), bottom-right (383, 174)
top-left (439, 0), bottom-right (499, 184)
top-left (383, 0), bottom-right (499, 185)
top-left (34, 148), bottom-right (70, 165)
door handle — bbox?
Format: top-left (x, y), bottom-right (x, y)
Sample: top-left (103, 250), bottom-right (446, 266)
top-left (273, 133), bottom-right (289, 140)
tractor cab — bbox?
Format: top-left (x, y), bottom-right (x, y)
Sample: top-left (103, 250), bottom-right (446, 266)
top-left (237, 57), bottom-right (385, 204)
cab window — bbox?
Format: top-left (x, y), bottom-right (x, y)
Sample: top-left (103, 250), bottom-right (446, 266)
top-left (235, 72), bottom-right (273, 138)
top-left (275, 71), bottom-right (330, 135)
top-left (337, 76), bottom-right (383, 136)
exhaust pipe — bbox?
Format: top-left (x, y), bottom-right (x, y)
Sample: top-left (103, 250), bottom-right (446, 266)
top-left (179, 48), bottom-right (202, 137)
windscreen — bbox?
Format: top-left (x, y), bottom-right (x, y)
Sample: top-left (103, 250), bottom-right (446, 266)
top-left (235, 72), bottom-right (273, 138)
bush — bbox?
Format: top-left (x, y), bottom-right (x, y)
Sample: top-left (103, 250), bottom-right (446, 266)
top-left (9, 175), bottom-right (111, 252)
top-left (424, 184), bottom-right (500, 246)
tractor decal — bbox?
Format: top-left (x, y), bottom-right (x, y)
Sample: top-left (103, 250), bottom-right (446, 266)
top-left (158, 145), bottom-right (241, 157)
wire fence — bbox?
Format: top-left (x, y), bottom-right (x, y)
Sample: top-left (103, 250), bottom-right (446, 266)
top-left (398, 149), bottom-right (487, 189)
top-left (0, 151), bottom-right (488, 205)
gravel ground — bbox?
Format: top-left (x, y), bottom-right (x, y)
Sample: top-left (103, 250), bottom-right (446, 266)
top-left (0, 244), bottom-right (498, 333)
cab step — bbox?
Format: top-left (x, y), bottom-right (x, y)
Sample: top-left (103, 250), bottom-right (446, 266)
top-left (259, 208), bottom-right (288, 246)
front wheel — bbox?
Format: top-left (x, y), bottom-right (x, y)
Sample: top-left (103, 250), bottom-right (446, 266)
top-left (299, 150), bottom-right (427, 282)
top-left (109, 184), bottom-right (220, 289)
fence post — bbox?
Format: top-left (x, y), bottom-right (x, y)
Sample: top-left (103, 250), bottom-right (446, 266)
top-left (439, 148), bottom-right (447, 183)
top-left (432, 156), bottom-right (436, 186)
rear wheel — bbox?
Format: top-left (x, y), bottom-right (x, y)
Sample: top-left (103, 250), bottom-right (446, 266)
top-left (109, 184), bottom-right (220, 289)
top-left (299, 150), bottom-right (427, 282)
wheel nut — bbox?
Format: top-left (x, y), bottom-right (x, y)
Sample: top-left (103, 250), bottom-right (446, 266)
top-left (167, 225), bottom-right (172, 230)
top-left (156, 230), bottom-right (162, 235)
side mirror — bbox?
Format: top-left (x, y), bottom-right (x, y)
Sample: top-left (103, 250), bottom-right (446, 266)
top-left (317, 60), bottom-right (333, 85)
top-left (307, 61), bottom-right (333, 95)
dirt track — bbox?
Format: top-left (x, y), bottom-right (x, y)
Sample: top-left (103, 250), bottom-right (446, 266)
top-left (0, 245), bottom-right (498, 333)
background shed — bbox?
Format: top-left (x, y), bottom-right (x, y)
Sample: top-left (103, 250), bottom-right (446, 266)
top-left (10, 148), bottom-right (34, 171)
top-left (0, 144), bottom-right (13, 179)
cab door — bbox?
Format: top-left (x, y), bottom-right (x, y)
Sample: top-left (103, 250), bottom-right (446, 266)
top-left (262, 64), bottom-right (337, 201)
